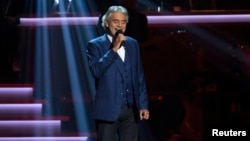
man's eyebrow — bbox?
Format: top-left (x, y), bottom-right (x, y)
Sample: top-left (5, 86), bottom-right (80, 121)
top-left (112, 19), bottom-right (126, 22)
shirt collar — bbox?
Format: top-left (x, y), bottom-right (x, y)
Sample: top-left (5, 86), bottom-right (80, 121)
top-left (107, 34), bottom-right (113, 42)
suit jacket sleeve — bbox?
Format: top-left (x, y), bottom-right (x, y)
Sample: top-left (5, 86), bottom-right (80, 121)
top-left (86, 40), bottom-right (119, 79)
top-left (135, 41), bottom-right (149, 110)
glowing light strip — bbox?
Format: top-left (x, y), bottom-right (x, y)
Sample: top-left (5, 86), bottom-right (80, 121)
top-left (19, 14), bottom-right (250, 26)
top-left (20, 17), bottom-right (97, 26)
top-left (0, 137), bottom-right (88, 141)
top-left (0, 120), bottom-right (61, 133)
top-left (147, 14), bottom-right (250, 24)
top-left (0, 87), bottom-right (33, 98)
top-left (0, 121), bottom-right (62, 137)
top-left (0, 104), bottom-right (42, 115)
top-left (0, 120), bottom-right (61, 126)
top-left (0, 104), bottom-right (42, 108)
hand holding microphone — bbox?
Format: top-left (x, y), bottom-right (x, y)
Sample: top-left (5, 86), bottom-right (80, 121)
top-left (112, 29), bottom-right (126, 51)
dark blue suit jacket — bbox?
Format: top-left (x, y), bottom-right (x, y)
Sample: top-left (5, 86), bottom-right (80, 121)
top-left (86, 34), bottom-right (148, 121)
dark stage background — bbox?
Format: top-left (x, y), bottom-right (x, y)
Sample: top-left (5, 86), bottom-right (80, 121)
top-left (1, 1), bottom-right (250, 141)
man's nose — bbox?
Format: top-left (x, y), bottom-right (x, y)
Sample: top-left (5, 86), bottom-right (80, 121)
top-left (118, 22), bottom-right (122, 27)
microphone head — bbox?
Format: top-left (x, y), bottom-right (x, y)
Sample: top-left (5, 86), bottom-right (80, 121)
top-left (115, 29), bottom-right (124, 37)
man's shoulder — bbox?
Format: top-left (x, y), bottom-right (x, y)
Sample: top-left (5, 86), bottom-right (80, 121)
top-left (89, 35), bottom-right (107, 43)
top-left (126, 36), bottom-right (138, 44)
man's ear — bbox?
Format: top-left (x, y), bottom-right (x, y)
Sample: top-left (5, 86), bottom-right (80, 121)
top-left (105, 21), bottom-right (108, 28)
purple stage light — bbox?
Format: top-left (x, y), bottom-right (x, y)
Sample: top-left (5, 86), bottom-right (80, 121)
top-left (0, 87), bottom-right (33, 99)
top-left (20, 17), bottom-right (98, 26)
top-left (0, 104), bottom-right (42, 116)
top-left (0, 87), bottom-right (33, 94)
top-left (19, 14), bottom-right (250, 26)
top-left (0, 120), bottom-right (61, 126)
top-left (147, 14), bottom-right (250, 24)
top-left (0, 137), bottom-right (88, 141)
top-left (0, 120), bottom-right (61, 134)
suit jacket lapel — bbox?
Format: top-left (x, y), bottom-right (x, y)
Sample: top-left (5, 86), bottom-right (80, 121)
top-left (102, 34), bottom-right (125, 78)
top-left (101, 35), bottom-right (111, 51)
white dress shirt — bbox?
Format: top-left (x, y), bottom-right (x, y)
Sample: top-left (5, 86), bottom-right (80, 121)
top-left (108, 34), bottom-right (125, 62)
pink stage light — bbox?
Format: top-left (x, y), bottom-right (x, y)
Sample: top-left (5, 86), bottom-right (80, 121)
top-left (0, 104), bottom-right (42, 115)
top-left (0, 87), bottom-right (33, 100)
top-left (19, 14), bottom-right (250, 26)
top-left (0, 120), bottom-right (61, 127)
top-left (0, 137), bottom-right (88, 141)
top-left (0, 120), bottom-right (61, 135)
top-left (20, 17), bottom-right (98, 26)
top-left (147, 14), bottom-right (250, 24)
top-left (0, 87), bottom-right (33, 94)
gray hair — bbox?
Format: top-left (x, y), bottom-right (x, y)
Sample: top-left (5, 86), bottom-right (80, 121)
top-left (101, 6), bottom-right (129, 30)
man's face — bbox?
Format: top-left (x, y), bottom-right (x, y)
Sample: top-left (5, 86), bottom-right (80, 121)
top-left (105, 12), bottom-right (127, 37)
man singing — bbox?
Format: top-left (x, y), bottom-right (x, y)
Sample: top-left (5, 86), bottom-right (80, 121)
top-left (86, 5), bottom-right (150, 141)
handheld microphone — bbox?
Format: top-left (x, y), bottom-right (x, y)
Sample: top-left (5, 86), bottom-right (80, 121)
top-left (114, 29), bottom-right (125, 48)
top-left (115, 29), bottom-right (123, 37)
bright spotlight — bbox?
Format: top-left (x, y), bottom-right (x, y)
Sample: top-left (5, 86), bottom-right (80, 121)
top-left (67, 0), bottom-right (72, 12)
top-left (55, 0), bottom-right (59, 5)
